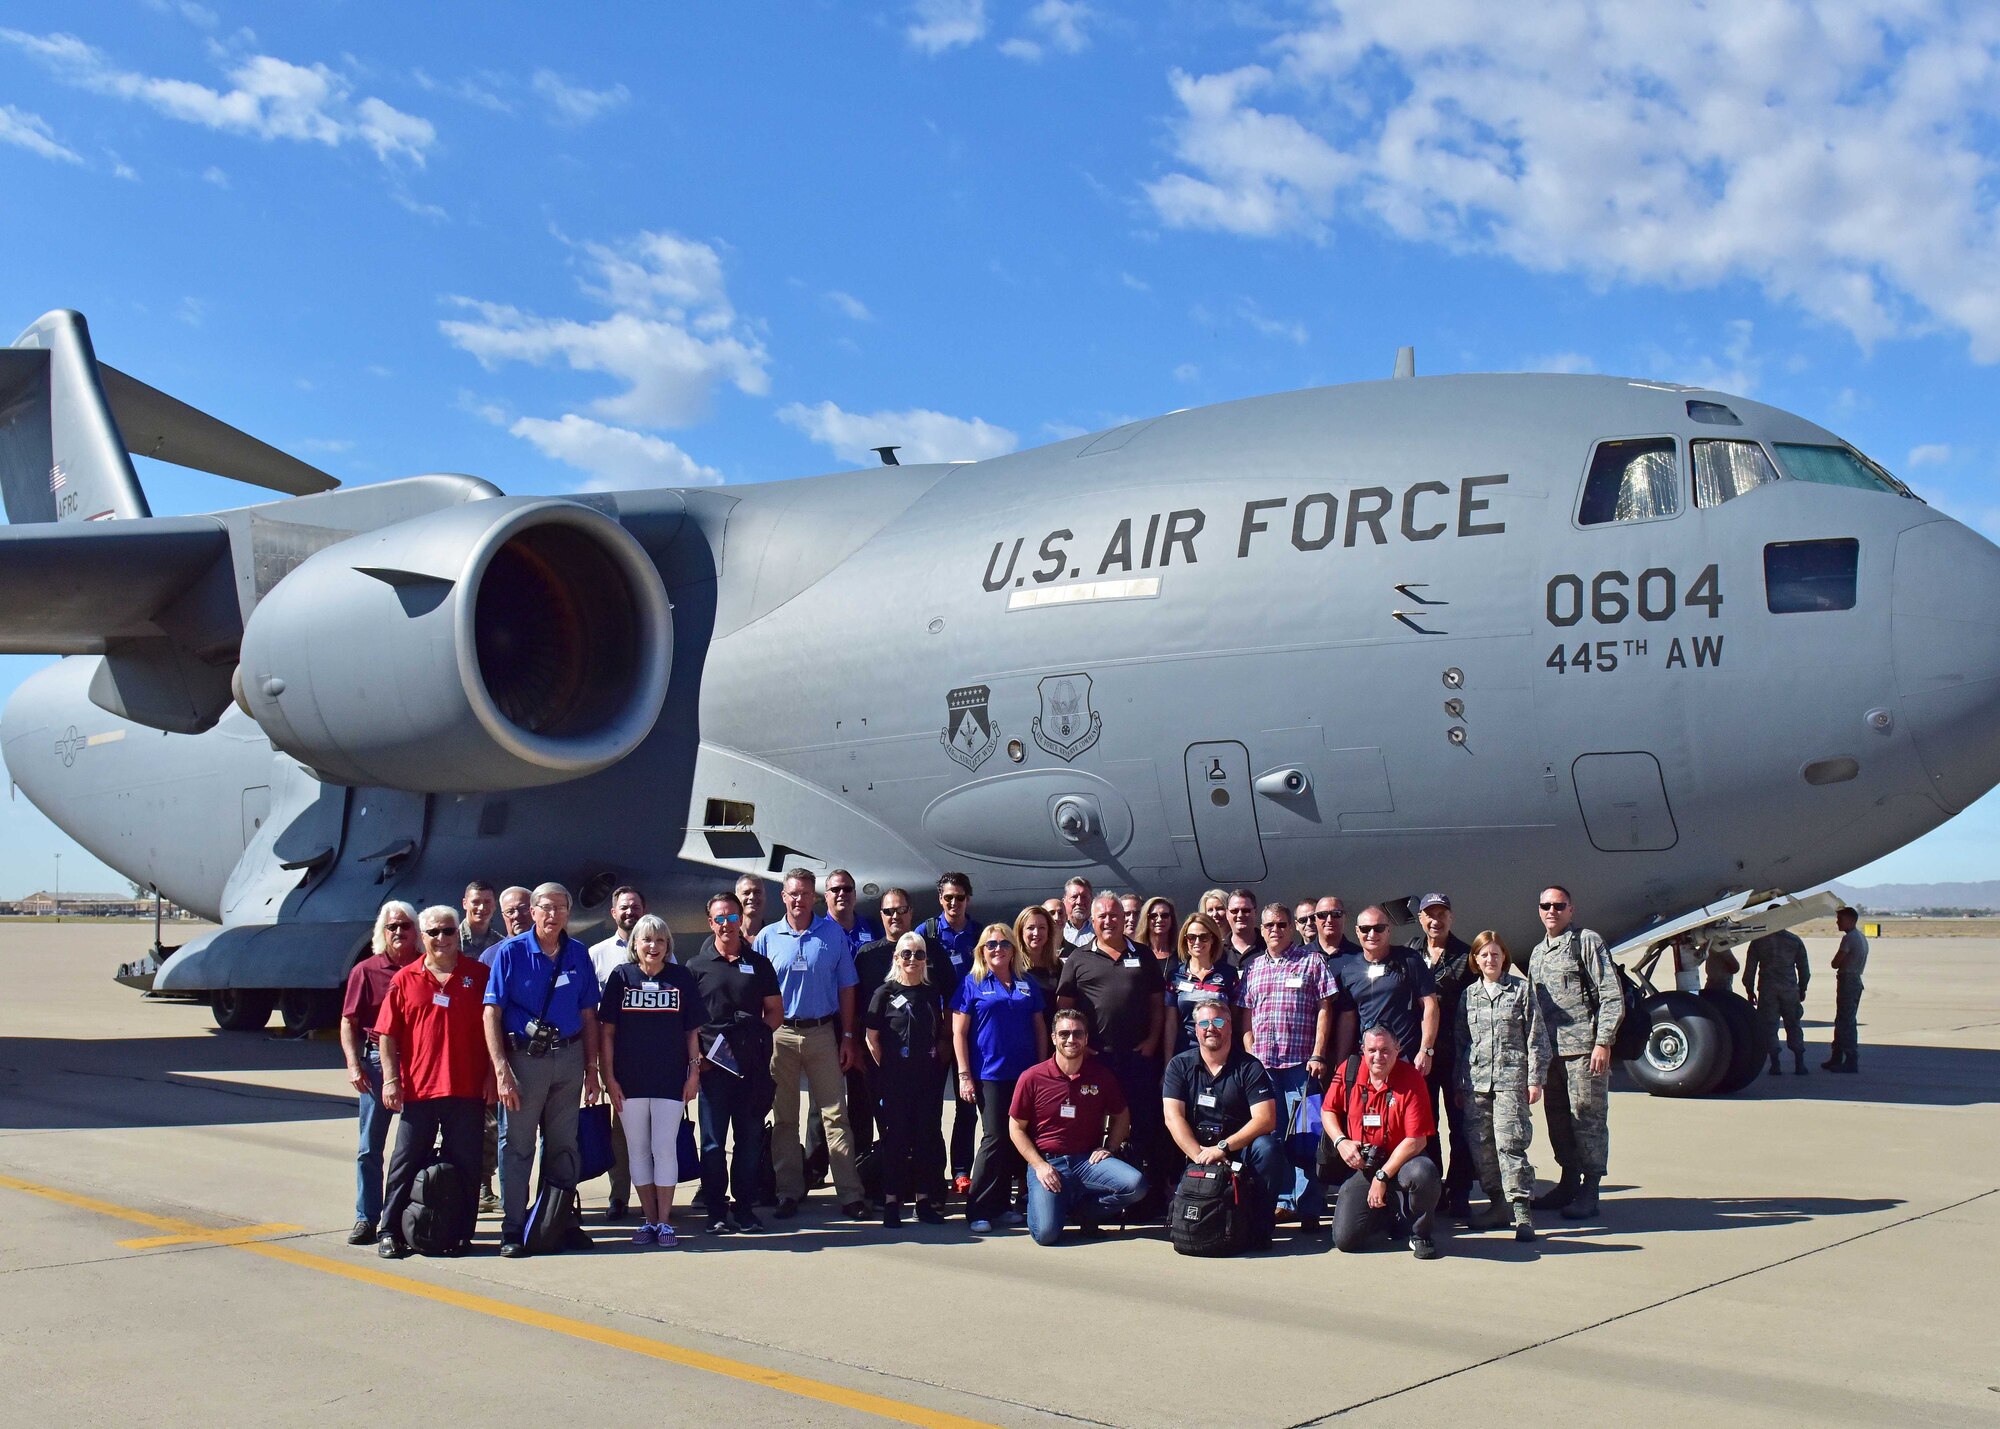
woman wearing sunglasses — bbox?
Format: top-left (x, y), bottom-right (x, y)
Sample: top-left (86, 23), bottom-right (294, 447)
top-left (865, 931), bottom-right (949, 1227)
top-left (1168, 913), bottom-right (1238, 1055)
top-left (952, 924), bottom-right (1049, 1233)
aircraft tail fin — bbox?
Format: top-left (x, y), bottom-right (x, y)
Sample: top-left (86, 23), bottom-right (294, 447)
top-left (0, 309), bottom-right (337, 527)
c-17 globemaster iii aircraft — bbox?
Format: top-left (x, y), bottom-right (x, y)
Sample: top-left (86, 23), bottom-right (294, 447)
top-left (3, 312), bottom-right (1995, 1096)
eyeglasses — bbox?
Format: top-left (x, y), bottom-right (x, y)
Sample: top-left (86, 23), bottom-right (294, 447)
top-left (882, 906), bottom-right (909, 918)
top-left (384, 921), bottom-right (414, 932)
top-left (1314, 910), bottom-right (1345, 920)
top-left (939, 892), bottom-right (967, 903)
top-left (1053, 1029), bottom-right (1086, 1040)
top-left (1357, 924), bottom-right (1388, 935)
top-left (1194, 1018), bottom-right (1228, 1030)
top-left (895, 950), bottom-right (927, 962)
top-left (1185, 932), bottom-right (1213, 944)
top-left (984, 939), bottom-right (1012, 951)
top-left (1260, 920), bottom-right (1290, 929)
top-left (712, 912), bottom-right (741, 925)
top-left (422, 927), bottom-right (458, 938)
top-left (1539, 901), bottom-right (1569, 911)
top-left (827, 885), bottom-right (854, 896)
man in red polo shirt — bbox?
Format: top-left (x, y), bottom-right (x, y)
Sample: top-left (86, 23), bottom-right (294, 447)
top-left (1321, 1024), bottom-right (1442, 1259)
top-left (375, 905), bottom-right (494, 1258)
top-left (1008, 1008), bottom-right (1148, 1245)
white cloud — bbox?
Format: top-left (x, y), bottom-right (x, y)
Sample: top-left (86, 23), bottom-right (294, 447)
top-left (201, 164), bottom-right (227, 186)
top-left (1118, 270), bottom-right (1151, 293)
top-left (778, 400), bottom-right (1016, 465)
top-left (0, 104), bottom-right (81, 163)
top-left (412, 68), bottom-right (511, 113)
top-left (1234, 298), bottom-right (1307, 344)
top-left (1523, 351), bottom-right (1595, 374)
top-left (825, 290), bottom-right (872, 321)
top-left (1907, 443), bottom-right (1952, 467)
top-left (510, 414), bottom-right (722, 489)
top-left (441, 230), bottom-right (769, 428)
top-left (1144, 4), bottom-right (2000, 360)
top-left (1012, 0), bottom-right (1092, 60)
top-left (907, 0), bottom-right (986, 54)
top-left (175, 296), bottom-right (204, 326)
top-left (530, 69), bottom-right (629, 125)
top-left (1, 28), bottom-right (436, 166)
top-left (1645, 319), bottom-right (1761, 395)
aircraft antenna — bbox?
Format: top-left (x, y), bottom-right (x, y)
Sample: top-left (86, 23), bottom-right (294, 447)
top-left (872, 445), bottom-right (901, 466)
top-left (1393, 346), bottom-right (1416, 379)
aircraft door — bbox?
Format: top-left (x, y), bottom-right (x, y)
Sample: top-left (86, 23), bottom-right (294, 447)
top-left (1184, 741), bottom-right (1267, 881)
top-left (1572, 752), bottom-right (1678, 851)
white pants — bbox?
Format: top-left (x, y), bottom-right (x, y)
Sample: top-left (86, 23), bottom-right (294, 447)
top-left (619, 1097), bottom-right (686, 1187)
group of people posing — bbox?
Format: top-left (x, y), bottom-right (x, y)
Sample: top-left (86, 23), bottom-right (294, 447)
top-left (339, 868), bottom-right (1668, 1261)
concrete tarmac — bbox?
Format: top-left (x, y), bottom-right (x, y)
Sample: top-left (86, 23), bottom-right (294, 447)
top-left (0, 923), bottom-right (1994, 1426)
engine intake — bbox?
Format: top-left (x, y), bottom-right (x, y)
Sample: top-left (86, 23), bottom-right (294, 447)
top-left (238, 498), bottom-right (671, 792)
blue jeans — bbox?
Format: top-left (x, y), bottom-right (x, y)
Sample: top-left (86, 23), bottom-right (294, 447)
top-left (1025, 1152), bottom-right (1146, 1245)
top-left (354, 1047), bottom-right (391, 1225)
top-left (1268, 1062), bottom-right (1325, 1218)
top-left (698, 1053), bottom-right (773, 1216)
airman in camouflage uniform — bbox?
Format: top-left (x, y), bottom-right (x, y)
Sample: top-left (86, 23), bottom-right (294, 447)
top-left (1527, 885), bottom-right (1623, 1219)
top-left (1456, 931), bottom-right (1551, 1239)
top-left (1743, 929), bottom-right (1810, 1076)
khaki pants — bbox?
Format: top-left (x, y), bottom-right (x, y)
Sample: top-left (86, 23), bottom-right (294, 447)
top-left (770, 1022), bottom-right (862, 1203)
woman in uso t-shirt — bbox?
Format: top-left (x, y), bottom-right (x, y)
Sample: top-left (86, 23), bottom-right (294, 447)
top-left (598, 916), bottom-right (701, 1246)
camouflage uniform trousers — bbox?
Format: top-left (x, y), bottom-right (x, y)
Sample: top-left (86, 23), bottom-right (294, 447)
top-left (1756, 988), bottom-right (1805, 1058)
top-left (1542, 1054), bottom-right (1609, 1177)
top-left (1462, 1087), bottom-right (1535, 1203)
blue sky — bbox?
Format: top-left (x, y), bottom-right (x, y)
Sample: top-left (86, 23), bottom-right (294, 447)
top-left (1, 1), bottom-right (1997, 897)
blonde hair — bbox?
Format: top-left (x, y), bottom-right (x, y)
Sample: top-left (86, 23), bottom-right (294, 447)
top-left (1013, 905), bottom-right (1060, 980)
top-left (1137, 896), bottom-right (1178, 949)
top-left (1200, 888), bottom-right (1228, 917)
top-left (892, 929), bottom-right (931, 984)
top-left (970, 922), bottom-right (1018, 983)
top-left (629, 914), bottom-right (673, 962)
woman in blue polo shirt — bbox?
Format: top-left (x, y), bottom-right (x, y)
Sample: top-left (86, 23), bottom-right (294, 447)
top-left (952, 923), bottom-right (1048, 1233)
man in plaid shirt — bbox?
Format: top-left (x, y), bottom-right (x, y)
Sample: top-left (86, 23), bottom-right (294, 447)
top-left (1234, 903), bottom-right (1336, 1227)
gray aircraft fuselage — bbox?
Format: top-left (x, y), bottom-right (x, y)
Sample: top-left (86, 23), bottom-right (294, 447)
top-left (8, 373), bottom-right (1998, 985)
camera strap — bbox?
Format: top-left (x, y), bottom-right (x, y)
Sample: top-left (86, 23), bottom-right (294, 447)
top-left (529, 943), bottom-right (566, 1027)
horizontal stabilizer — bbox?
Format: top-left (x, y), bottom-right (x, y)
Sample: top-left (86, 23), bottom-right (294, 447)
top-left (0, 516), bottom-right (230, 653)
top-left (100, 363), bottom-right (337, 497)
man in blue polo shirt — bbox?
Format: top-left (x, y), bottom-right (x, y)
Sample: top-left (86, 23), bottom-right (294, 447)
top-left (755, 866), bottom-right (867, 1218)
top-left (919, 870), bottom-right (981, 1196)
top-left (482, 881), bottom-right (603, 1258)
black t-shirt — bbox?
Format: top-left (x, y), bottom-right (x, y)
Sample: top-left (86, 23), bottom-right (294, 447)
top-left (1409, 934), bottom-right (1473, 1067)
top-left (597, 961), bottom-right (701, 1098)
top-left (1330, 948), bottom-right (1437, 1058)
top-left (1056, 939), bottom-right (1166, 1054)
top-left (865, 980), bottom-right (944, 1073)
top-left (683, 944), bottom-right (780, 1059)
top-left (1162, 1047), bottom-right (1276, 1147)
top-left (854, 936), bottom-right (898, 1000)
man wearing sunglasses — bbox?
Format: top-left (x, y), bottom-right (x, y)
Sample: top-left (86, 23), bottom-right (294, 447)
top-left (805, 870), bottom-right (882, 1193)
top-left (1329, 907), bottom-right (1440, 1085)
top-left (1527, 886), bottom-right (1623, 1219)
top-left (1223, 889), bottom-right (1262, 966)
top-left (1162, 996), bottom-right (1283, 1246)
top-left (918, 872), bottom-right (982, 1197)
top-left (1008, 1009), bottom-right (1147, 1243)
top-left (341, 901), bottom-right (423, 1245)
top-left (685, 891), bottom-right (783, 1234)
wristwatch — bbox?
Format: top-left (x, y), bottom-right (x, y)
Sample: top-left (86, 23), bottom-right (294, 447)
top-left (1374, 1168), bottom-right (1390, 1183)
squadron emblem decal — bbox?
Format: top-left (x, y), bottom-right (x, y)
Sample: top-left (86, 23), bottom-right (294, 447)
top-left (941, 684), bottom-right (999, 771)
top-left (1032, 673), bottom-right (1102, 762)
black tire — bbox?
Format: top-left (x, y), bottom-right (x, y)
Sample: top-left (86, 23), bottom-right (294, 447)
top-left (277, 988), bottom-right (341, 1037)
top-left (212, 988), bottom-right (277, 1033)
top-left (1621, 992), bottom-right (1729, 1097)
top-left (1702, 989), bottom-right (1763, 1094)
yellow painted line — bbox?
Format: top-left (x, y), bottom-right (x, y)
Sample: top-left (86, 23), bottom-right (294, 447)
top-left (0, 1171), bottom-right (995, 1429)
top-left (119, 1223), bottom-right (302, 1249)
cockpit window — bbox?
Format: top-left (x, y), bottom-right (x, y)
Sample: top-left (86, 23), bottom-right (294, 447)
top-left (1765, 538), bottom-right (1859, 613)
top-left (1579, 437), bottom-right (1680, 526)
top-left (1693, 440), bottom-right (1779, 508)
top-left (1773, 443), bottom-right (1910, 497)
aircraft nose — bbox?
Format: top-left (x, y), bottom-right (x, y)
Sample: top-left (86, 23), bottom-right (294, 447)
top-left (1892, 520), bottom-right (2000, 813)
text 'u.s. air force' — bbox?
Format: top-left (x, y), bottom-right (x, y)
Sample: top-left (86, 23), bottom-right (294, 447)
top-left (981, 476), bottom-right (1509, 591)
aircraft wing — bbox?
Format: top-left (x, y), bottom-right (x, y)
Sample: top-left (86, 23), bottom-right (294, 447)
top-left (0, 516), bottom-right (228, 653)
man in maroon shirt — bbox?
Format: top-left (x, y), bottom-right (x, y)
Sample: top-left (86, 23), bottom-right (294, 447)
top-left (340, 901), bottom-right (421, 1245)
top-left (1008, 1008), bottom-right (1147, 1244)
top-left (375, 906), bottom-right (493, 1257)
top-left (1321, 1025), bottom-right (1443, 1259)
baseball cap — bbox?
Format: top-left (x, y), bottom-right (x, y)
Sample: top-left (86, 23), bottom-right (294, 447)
top-left (1417, 892), bottom-right (1451, 912)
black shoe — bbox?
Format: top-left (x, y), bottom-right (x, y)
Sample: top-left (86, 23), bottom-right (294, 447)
top-left (1447, 1190), bottom-right (1471, 1220)
top-left (1076, 1218), bottom-right (1105, 1239)
top-left (564, 1224), bottom-right (595, 1251)
top-left (1793, 1056), bottom-right (1808, 1076)
top-left (347, 1217), bottom-right (375, 1246)
top-left (606, 1201), bottom-right (631, 1221)
top-left (705, 1213), bottom-right (738, 1235)
top-left (774, 1197), bottom-right (799, 1220)
top-left (1513, 1203), bottom-right (1536, 1242)
top-left (1561, 1174), bottom-right (1601, 1219)
top-left (1821, 1058), bottom-right (1840, 1071)
top-left (1532, 1172), bottom-right (1579, 1210)
top-left (477, 1186), bottom-right (501, 1216)
top-left (1300, 1214), bottom-right (1322, 1234)
top-left (1767, 1056), bottom-right (1783, 1075)
top-left (842, 1200), bottom-right (868, 1219)
top-left (915, 1201), bottom-right (945, 1225)
top-left (883, 1203), bottom-right (903, 1227)
top-left (1409, 1235), bottom-right (1440, 1260)
top-left (377, 1235), bottom-right (406, 1259)
top-left (733, 1210), bottom-right (766, 1233)
top-left (499, 1240), bottom-right (528, 1259)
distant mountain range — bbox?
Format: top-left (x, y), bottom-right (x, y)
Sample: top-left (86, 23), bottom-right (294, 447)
top-left (1825, 879), bottom-right (2000, 911)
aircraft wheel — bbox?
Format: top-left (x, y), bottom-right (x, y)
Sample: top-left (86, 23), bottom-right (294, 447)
top-left (1621, 992), bottom-right (1729, 1097)
top-left (211, 988), bottom-right (276, 1033)
top-left (277, 988), bottom-right (340, 1037)
top-left (1702, 989), bottom-right (1764, 1094)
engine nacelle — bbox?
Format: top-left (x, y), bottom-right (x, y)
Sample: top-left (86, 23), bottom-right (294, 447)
top-left (237, 497), bottom-right (671, 792)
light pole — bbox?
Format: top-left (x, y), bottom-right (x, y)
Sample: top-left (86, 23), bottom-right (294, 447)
top-left (53, 851), bottom-right (61, 923)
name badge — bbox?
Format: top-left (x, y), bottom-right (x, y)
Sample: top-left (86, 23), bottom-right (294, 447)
top-left (556, 973), bottom-right (571, 987)
top-left (432, 993), bottom-right (451, 1008)
top-left (1179, 980), bottom-right (1198, 994)
top-left (739, 963), bottom-right (755, 973)
top-left (1362, 1113), bottom-right (1383, 1128)
top-left (643, 981), bottom-right (659, 992)
top-left (1366, 962), bottom-right (1386, 980)
top-left (1285, 975), bottom-right (1304, 990)
top-left (1059, 1103), bottom-right (1078, 1119)
top-left (1196, 1092), bottom-right (1217, 1108)
top-left (1122, 957), bottom-right (1141, 968)
top-left (891, 995), bottom-right (907, 1008)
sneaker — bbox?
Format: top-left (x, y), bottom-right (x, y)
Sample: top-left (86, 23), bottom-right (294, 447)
top-left (347, 1217), bottom-right (376, 1246)
top-left (632, 1224), bottom-right (658, 1246)
top-left (733, 1210), bottom-right (766, 1233)
top-left (654, 1225), bottom-right (678, 1249)
top-left (1409, 1235), bottom-right (1440, 1260)
top-left (953, 1174), bottom-right (972, 1198)
top-left (705, 1213), bottom-right (738, 1235)
top-left (1002, 1211), bottom-right (1025, 1228)
top-left (477, 1186), bottom-right (501, 1216)
top-left (914, 1201), bottom-right (945, 1225)
top-left (969, 1218), bottom-right (994, 1234)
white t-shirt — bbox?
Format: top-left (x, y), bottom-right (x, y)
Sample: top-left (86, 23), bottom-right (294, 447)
top-left (590, 935), bottom-right (631, 986)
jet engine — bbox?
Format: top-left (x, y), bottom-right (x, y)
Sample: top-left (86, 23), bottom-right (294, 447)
top-left (236, 497), bottom-right (671, 792)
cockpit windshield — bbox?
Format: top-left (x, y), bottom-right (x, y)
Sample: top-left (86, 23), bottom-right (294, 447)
top-left (1773, 443), bottom-right (1914, 498)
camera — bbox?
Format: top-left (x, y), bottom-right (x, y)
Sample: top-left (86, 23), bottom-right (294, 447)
top-left (1357, 1142), bottom-right (1382, 1175)
top-left (521, 1018), bottom-right (560, 1057)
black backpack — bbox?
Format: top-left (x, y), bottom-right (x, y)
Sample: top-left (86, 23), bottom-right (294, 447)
top-left (400, 1155), bottom-right (470, 1257)
top-left (1169, 1162), bottom-right (1251, 1257)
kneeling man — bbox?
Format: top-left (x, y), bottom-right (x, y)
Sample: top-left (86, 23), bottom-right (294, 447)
top-left (1162, 996), bottom-right (1284, 1245)
top-left (1322, 1025), bottom-right (1442, 1259)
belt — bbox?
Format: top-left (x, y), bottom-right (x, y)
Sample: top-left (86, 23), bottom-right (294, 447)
top-left (782, 1014), bottom-right (835, 1029)
top-left (506, 1031), bottom-right (578, 1052)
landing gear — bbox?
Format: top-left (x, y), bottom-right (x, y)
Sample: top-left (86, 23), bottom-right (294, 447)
top-left (211, 988), bottom-right (276, 1033)
top-left (1621, 992), bottom-right (1729, 1096)
top-left (1701, 988), bottom-right (1764, 1094)
top-left (277, 988), bottom-right (341, 1037)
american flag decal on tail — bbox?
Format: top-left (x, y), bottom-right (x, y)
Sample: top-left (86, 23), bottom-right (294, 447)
top-left (48, 462), bottom-right (66, 492)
